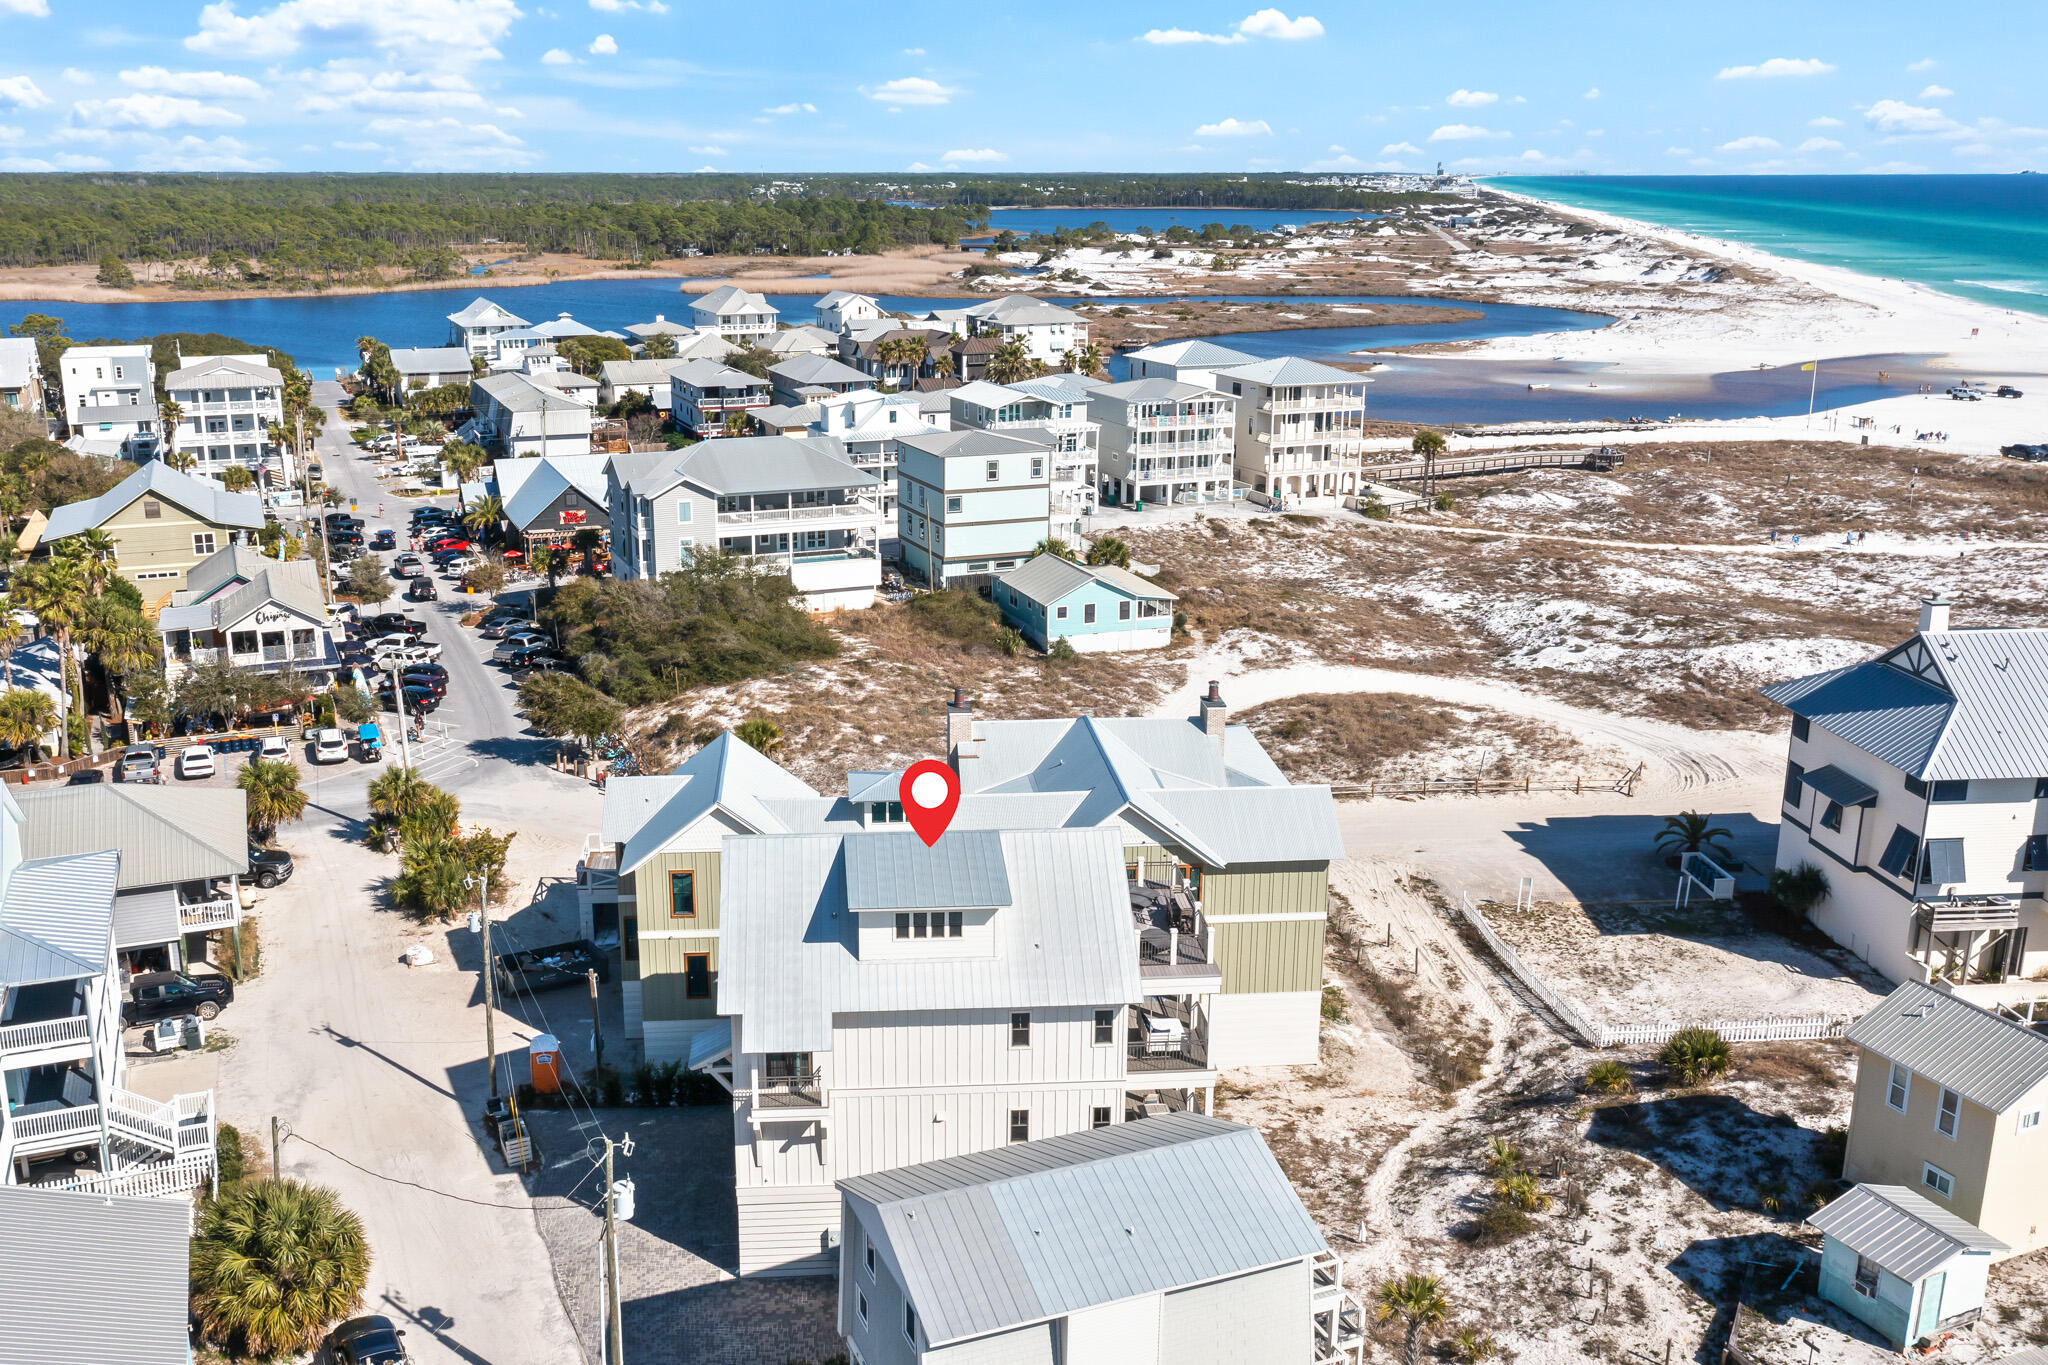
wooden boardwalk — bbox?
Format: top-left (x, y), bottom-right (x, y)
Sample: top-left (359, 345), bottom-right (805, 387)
top-left (1367, 446), bottom-right (1623, 484)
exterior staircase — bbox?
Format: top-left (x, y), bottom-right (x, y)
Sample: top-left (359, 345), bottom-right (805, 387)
top-left (12, 1087), bottom-right (218, 1198)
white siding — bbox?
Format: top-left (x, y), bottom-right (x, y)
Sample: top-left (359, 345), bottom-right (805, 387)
top-left (1064, 1295), bottom-right (1162, 1364)
top-left (831, 1007), bottom-right (1126, 1090)
top-left (642, 1017), bottom-right (718, 1065)
top-left (1208, 992), bottom-right (1319, 1068)
top-left (735, 1183), bottom-right (840, 1277)
top-left (1157, 1262), bottom-right (1314, 1365)
top-left (622, 979), bottom-right (643, 1040)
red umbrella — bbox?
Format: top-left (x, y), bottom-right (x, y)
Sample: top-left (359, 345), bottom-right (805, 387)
top-left (501, 549), bottom-right (524, 560)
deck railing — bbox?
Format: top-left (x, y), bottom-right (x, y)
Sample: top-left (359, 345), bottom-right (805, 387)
top-left (1127, 1034), bottom-right (1209, 1072)
top-left (753, 1072), bottom-right (827, 1109)
top-left (0, 1013), bottom-right (92, 1053)
top-left (179, 897), bottom-right (240, 930)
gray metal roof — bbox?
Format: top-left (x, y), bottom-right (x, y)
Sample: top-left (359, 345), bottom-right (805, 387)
top-left (388, 346), bottom-right (473, 374)
top-left (497, 453), bottom-right (612, 531)
top-left (693, 285), bottom-right (778, 315)
top-left (1124, 338), bottom-right (1259, 368)
top-left (839, 1113), bottom-right (1327, 1347)
top-left (42, 459), bottom-right (266, 543)
top-left (965, 295), bottom-right (1079, 326)
top-left (0, 1184), bottom-right (194, 1364)
top-left (113, 888), bottom-right (183, 951)
top-left (1761, 626), bottom-right (2048, 781)
top-left (998, 553), bottom-right (1178, 606)
top-left (1090, 377), bottom-right (1220, 405)
top-left (617, 732), bottom-right (823, 874)
top-left (843, 831), bottom-right (1013, 911)
top-left (770, 353), bottom-right (872, 386)
top-left (0, 336), bottom-right (37, 389)
top-left (0, 850), bottom-right (118, 988)
top-left (1216, 355), bottom-right (1371, 388)
top-left (1807, 1183), bottom-right (2007, 1280)
top-left (895, 429), bottom-right (1050, 460)
top-left (672, 435), bottom-right (875, 499)
top-left (668, 358), bottom-right (766, 390)
top-left (472, 371), bottom-right (583, 414)
top-left (1800, 764), bottom-right (1879, 808)
top-left (166, 353), bottom-right (283, 389)
top-left (1847, 980), bottom-right (2048, 1112)
top-left (448, 297), bottom-right (528, 328)
top-left (719, 827), bottom-right (1140, 1053)
top-left (599, 358), bottom-right (687, 389)
top-left (19, 786), bottom-right (246, 890)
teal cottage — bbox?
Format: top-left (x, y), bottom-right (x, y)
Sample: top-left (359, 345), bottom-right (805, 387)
top-left (994, 552), bottom-right (1177, 654)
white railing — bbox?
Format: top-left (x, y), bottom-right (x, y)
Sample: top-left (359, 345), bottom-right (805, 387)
top-left (179, 897), bottom-right (240, 930)
top-left (0, 1014), bottom-right (92, 1053)
top-left (10, 1103), bottom-right (102, 1143)
top-left (718, 499), bottom-right (880, 525)
top-left (40, 1152), bottom-right (216, 1199)
top-left (1263, 395), bottom-right (1364, 414)
top-left (1457, 896), bottom-right (1606, 1046)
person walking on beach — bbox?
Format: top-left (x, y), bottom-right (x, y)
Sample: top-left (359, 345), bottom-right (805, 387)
top-left (1769, 529), bottom-right (1779, 545)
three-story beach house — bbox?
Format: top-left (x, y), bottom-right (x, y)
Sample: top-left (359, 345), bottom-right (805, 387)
top-left (893, 429), bottom-right (1053, 587)
top-left (1214, 357), bottom-right (1372, 508)
top-left (815, 291), bottom-right (884, 334)
top-left (57, 344), bottom-right (157, 457)
top-left (950, 377), bottom-right (1100, 540)
top-left (690, 285), bottom-right (780, 340)
top-left (446, 297), bottom-right (531, 356)
top-left (1760, 600), bottom-right (2048, 992)
top-left (0, 337), bottom-right (46, 419)
top-left (1090, 379), bottom-right (1237, 508)
top-left (466, 372), bottom-right (594, 460)
top-left (163, 352), bottom-right (290, 485)
top-left (668, 360), bottom-right (772, 437)
top-left (38, 460), bottom-right (264, 594)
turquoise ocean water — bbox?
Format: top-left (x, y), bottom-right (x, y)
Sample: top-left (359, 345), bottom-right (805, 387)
top-left (1487, 175), bottom-right (2048, 318)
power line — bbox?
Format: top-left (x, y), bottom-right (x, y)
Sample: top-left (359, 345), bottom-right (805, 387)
top-left (286, 1130), bottom-right (604, 1211)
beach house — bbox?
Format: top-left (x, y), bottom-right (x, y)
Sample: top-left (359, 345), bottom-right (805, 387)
top-left (1123, 338), bottom-right (1258, 388)
top-left (893, 428), bottom-right (1053, 587)
top-left (0, 1184), bottom-right (196, 1364)
top-left (1841, 980), bottom-right (2048, 1260)
top-left (769, 353), bottom-right (876, 406)
top-left (668, 360), bottom-right (772, 437)
top-left (815, 291), bottom-right (884, 334)
top-left (952, 374), bottom-right (1101, 537)
top-left (490, 453), bottom-right (612, 556)
top-left (995, 552), bottom-right (1177, 654)
top-left (38, 459), bottom-right (265, 593)
top-left (689, 285), bottom-right (779, 340)
top-left (596, 358), bottom-right (687, 408)
top-left (1214, 356), bottom-right (1372, 508)
top-left (387, 346), bottom-right (475, 394)
top-left (836, 1115), bottom-right (1364, 1365)
top-left (466, 372), bottom-right (593, 459)
top-left (0, 337), bottom-right (45, 419)
top-left (1759, 600), bottom-right (2048, 990)
top-left (1089, 378), bottom-right (1237, 508)
top-left (163, 352), bottom-right (291, 485)
top-left (927, 296), bottom-right (1087, 367)
top-left (153, 544), bottom-right (340, 684)
top-left (1809, 1182), bottom-right (2005, 1351)
top-left (57, 344), bottom-right (157, 458)
top-left (446, 297), bottom-right (531, 356)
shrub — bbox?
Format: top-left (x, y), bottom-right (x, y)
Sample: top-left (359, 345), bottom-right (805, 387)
top-left (1483, 1137), bottom-right (1523, 1175)
top-left (1468, 1198), bottom-right (1532, 1246)
top-left (1084, 535), bottom-right (1131, 568)
top-left (215, 1123), bottom-right (249, 1186)
top-left (1359, 496), bottom-right (1390, 520)
top-left (1660, 1027), bottom-right (1732, 1085)
top-left (1493, 1172), bottom-right (1551, 1213)
top-left (1757, 1180), bottom-right (1789, 1215)
top-left (998, 627), bottom-right (1024, 658)
top-left (596, 1067), bottom-right (626, 1107)
top-left (1451, 1328), bottom-right (1499, 1363)
top-left (905, 587), bottom-right (1004, 647)
top-left (1770, 862), bottom-right (1831, 920)
top-left (1584, 1060), bottom-right (1634, 1095)
top-left (1433, 492), bottom-right (1456, 512)
top-left (1321, 985), bottom-right (1348, 1021)
top-left (1049, 637), bottom-right (1077, 661)
top-left (190, 1180), bottom-right (369, 1359)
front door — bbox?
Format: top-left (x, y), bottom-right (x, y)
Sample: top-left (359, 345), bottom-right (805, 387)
top-left (1915, 1271), bottom-right (1946, 1340)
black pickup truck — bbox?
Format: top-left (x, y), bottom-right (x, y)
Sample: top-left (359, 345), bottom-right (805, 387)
top-left (494, 939), bottom-right (610, 994)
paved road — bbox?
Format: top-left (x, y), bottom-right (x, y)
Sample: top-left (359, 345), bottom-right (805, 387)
top-left (219, 385), bottom-right (604, 1365)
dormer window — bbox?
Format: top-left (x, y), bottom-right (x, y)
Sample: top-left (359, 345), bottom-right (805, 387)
top-left (868, 801), bottom-right (904, 824)
top-left (894, 911), bottom-right (963, 939)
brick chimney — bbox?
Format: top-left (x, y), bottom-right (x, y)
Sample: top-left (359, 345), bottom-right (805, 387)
top-left (1198, 680), bottom-right (1229, 745)
top-left (1918, 597), bottom-right (1952, 633)
top-left (945, 686), bottom-right (978, 778)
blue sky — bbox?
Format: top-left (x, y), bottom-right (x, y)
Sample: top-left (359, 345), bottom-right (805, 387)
top-left (0, 0), bottom-right (2043, 174)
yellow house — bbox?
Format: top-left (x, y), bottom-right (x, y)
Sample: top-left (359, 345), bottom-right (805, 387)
top-left (39, 460), bottom-right (266, 594)
top-left (1844, 980), bottom-right (2048, 1260)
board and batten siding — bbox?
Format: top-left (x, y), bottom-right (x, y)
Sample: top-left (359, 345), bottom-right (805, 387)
top-left (1202, 863), bottom-right (1329, 918)
top-left (831, 1006), bottom-right (1126, 1090)
top-left (633, 850), bottom-right (722, 930)
top-left (99, 495), bottom-right (235, 589)
top-left (1209, 917), bottom-right (1323, 995)
top-left (638, 935), bottom-right (719, 1022)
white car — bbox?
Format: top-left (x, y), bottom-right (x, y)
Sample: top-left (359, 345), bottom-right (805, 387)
top-left (440, 554), bottom-right (480, 577)
top-left (258, 734), bottom-right (291, 761)
top-left (311, 728), bottom-right (350, 764)
top-left (177, 745), bottom-right (217, 779)
top-left (370, 634), bottom-right (443, 660)
top-left (373, 643), bottom-right (439, 669)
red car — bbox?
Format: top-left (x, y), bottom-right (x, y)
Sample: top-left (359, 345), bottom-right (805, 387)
top-left (425, 537), bottom-right (471, 554)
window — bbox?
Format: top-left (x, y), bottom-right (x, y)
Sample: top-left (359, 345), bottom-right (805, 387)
top-left (684, 953), bottom-right (711, 999)
top-left (856, 1291), bottom-right (868, 1325)
top-left (1937, 1086), bottom-right (1960, 1138)
top-left (865, 1235), bottom-right (876, 1277)
top-left (1920, 838), bottom-right (1967, 886)
top-left (2019, 1110), bottom-right (2041, 1133)
top-left (1791, 715), bottom-right (1810, 742)
top-left (765, 1052), bottom-right (809, 1081)
top-left (1853, 1254), bottom-right (1879, 1299)
top-left (2022, 834), bottom-right (2048, 872)
top-left (1118, 601), bottom-right (1132, 622)
top-left (905, 1303), bottom-right (918, 1344)
top-left (946, 911), bottom-right (963, 937)
top-left (894, 913), bottom-right (909, 939)
top-left (1092, 1106), bottom-right (1113, 1129)
top-left (1082, 603), bottom-right (1096, 625)
top-left (1878, 826), bottom-right (1921, 879)
top-left (1888, 1063), bottom-right (1911, 1113)
top-left (622, 914), bottom-right (639, 962)
top-left (985, 460), bottom-right (999, 482)
top-left (193, 532), bottom-right (216, 556)
top-left (1820, 801), bottom-right (1845, 833)
top-left (913, 912), bottom-right (929, 938)
top-left (946, 495), bottom-right (961, 513)
top-left (1008, 1109), bottom-right (1030, 1143)
top-left (677, 501), bottom-right (691, 523)
top-left (1030, 457), bottom-right (1044, 478)
top-left (1932, 780), bottom-right (1970, 803)
top-left (1094, 1008), bottom-right (1116, 1044)
top-left (1905, 775), bottom-right (1929, 799)
top-left (669, 870), bottom-right (696, 919)
top-left (1783, 763), bottom-right (1805, 808)
top-left (1010, 1011), bottom-right (1031, 1047)
top-left (1922, 1162), bottom-right (1955, 1198)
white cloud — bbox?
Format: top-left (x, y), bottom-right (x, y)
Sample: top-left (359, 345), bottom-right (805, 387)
top-left (1869, 160), bottom-right (1927, 173)
top-left (0, 0), bottom-right (49, 14)
top-left (905, 160), bottom-right (937, 172)
top-left (1715, 57), bottom-right (1836, 80)
top-left (118, 66), bottom-right (265, 98)
top-left (1906, 58), bottom-right (1937, 73)
top-left (940, 147), bottom-right (1006, 163)
top-left (688, 144), bottom-right (725, 155)
top-left (1380, 141), bottom-right (1423, 156)
top-left (74, 93), bottom-right (245, 129)
top-left (588, 33), bottom-right (617, 54)
top-left (1865, 99), bottom-right (1961, 135)
top-left (133, 133), bottom-right (271, 171)
top-left (902, 47), bottom-right (923, 56)
top-left (0, 76), bottom-right (50, 110)
top-left (1236, 8), bottom-right (1322, 39)
top-left (1809, 115), bottom-right (1843, 127)
top-left (1308, 153), bottom-right (1359, 169)
top-left (294, 67), bottom-right (491, 115)
top-left (0, 156), bottom-right (52, 170)
top-left (1139, 27), bottom-right (1242, 45)
top-left (362, 115), bottom-right (531, 168)
top-left (1665, 146), bottom-right (1694, 156)
top-left (761, 101), bottom-right (817, 115)
top-left (1446, 89), bottom-right (1497, 108)
top-left (1718, 135), bottom-right (1781, 152)
top-left (1919, 84), bottom-right (1953, 99)
top-left (1428, 123), bottom-right (1509, 141)
top-left (1583, 87), bottom-right (1600, 99)
top-left (541, 48), bottom-right (573, 64)
top-left (1797, 136), bottom-right (1843, 152)
top-left (185, 0), bottom-right (522, 61)
top-left (591, 0), bottom-right (668, 10)
top-left (1195, 117), bottom-right (1270, 137)
top-left (864, 76), bottom-right (956, 105)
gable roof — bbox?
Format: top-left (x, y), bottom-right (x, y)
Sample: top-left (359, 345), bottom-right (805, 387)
top-left (0, 850), bottom-right (118, 988)
top-left (761, 326), bottom-right (840, 356)
top-left (769, 353), bottom-right (872, 387)
top-left (669, 359), bottom-right (764, 390)
top-left (624, 315), bottom-right (696, 338)
top-left (448, 297), bottom-right (529, 329)
top-left (1216, 355), bottom-right (1370, 388)
top-left (966, 295), bottom-right (1079, 326)
top-left (816, 290), bottom-right (880, 310)
top-left (0, 1184), bottom-right (194, 1365)
top-left (839, 1114), bottom-right (1326, 1347)
top-left (179, 543), bottom-right (281, 603)
top-left (1090, 377), bottom-right (1219, 405)
top-left (473, 371), bottom-right (585, 415)
top-left (998, 553), bottom-right (1177, 607)
top-left (165, 353), bottom-right (283, 389)
top-left (42, 459), bottom-right (265, 543)
top-left (618, 732), bottom-right (822, 874)
top-left (719, 827), bottom-right (1140, 1052)
top-left (1847, 980), bottom-right (2048, 1112)
top-left (1125, 338), bottom-right (1259, 369)
top-left (158, 560), bottom-right (328, 636)
top-left (1808, 1183), bottom-right (2007, 1280)
top-left (496, 454), bottom-right (612, 530)
top-left (18, 786), bottom-right (247, 889)
top-left (842, 831), bottom-right (1013, 911)
top-left (1759, 625), bottom-right (2048, 781)
top-left (692, 284), bottom-right (778, 316)
top-left (599, 358), bottom-right (686, 389)
top-left (895, 429), bottom-right (1049, 460)
top-left (666, 435), bottom-right (874, 499)
top-left (389, 346), bottom-right (475, 374)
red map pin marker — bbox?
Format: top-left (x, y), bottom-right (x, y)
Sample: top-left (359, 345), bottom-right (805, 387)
top-left (901, 759), bottom-right (961, 847)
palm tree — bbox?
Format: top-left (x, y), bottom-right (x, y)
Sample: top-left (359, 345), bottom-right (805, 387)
top-left (1655, 810), bottom-right (1735, 865)
top-left (238, 757), bottom-right (309, 842)
top-left (75, 596), bottom-right (157, 729)
top-left (157, 397), bottom-right (184, 458)
top-left (1033, 537), bottom-right (1075, 561)
top-left (12, 556), bottom-right (87, 757)
top-left (721, 410), bottom-right (755, 438)
top-left (984, 337), bottom-right (1037, 386)
top-left (878, 335), bottom-right (929, 390)
top-left (0, 688), bottom-right (57, 761)
top-left (74, 530), bottom-right (118, 597)
top-left (0, 594), bottom-right (22, 690)
top-left (165, 449), bottom-right (198, 473)
top-left (1411, 428), bottom-right (1447, 500)
top-left (190, 1179), bottom-right (370, 1360)
top-left (1376, 1273), bottom-right (1450, 1365)
top-left (734, 717), bottom-right (783, 755)
top-left (929, 350), bottom-right (955, 380)
top-left (1074, 341), bottom-right (1105, 376)
top-left (643, 331), bottom-right (679, 360)
top-left (531, 545), bottom-right (561, 589)
top-left (441, 439), bottom-right (485, 509)
top-left (221, 464), bottom-right (255, 493)
top-left (368, 766), bottom-right (439, 824)
top-left (463, 494), bottom-right (503, 544)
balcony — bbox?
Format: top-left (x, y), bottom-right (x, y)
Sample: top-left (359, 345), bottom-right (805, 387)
top-left (0, 1012), bottom-right (92, 1055)
top-left (1127, 1027), bottom-right (1210, 1074)
top-left (718, 497), bottom-right (881, 526)
top-left (178, 895), bottom-right (240, 931)
top-left (1916, 896), bottom-right (2020, 934)
top-left (753, 1071), bottom-right (826, 1110)
top-left (578, 835), bottom-right (618, 892)
top-left (1262, 395), bottom-right (1365, 414)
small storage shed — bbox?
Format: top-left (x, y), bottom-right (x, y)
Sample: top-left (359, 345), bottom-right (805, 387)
top-left (1808, 1183), bottom-right (2007, 1351)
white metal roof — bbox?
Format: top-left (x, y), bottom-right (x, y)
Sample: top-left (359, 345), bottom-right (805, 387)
top-left (998, 553), bottom-right (1177, 607)
top-left (1216, 355), bottom-right (1371, 388)
top-left (840, 1113), bottom-right (1328, 1348)
top-left (0, 850), bottom-right (118, 988)
top-left (617, 732), bottom-right (822, 874)
top-left (693, 285), bottom-right (778, 316)
top-left (1808, 1183), bottom-right (2007, 1280)
top-left (842, 831), bottom-right (1013, 911)
top-left (1123, 338), bottom-right (1259, 369)
top-left (165, 353), bottom-right (282, 389)
top-left (448, 297), bottom-right (529, 329)
top-left (1846, 980), bottom-right (2048, 1113)
top-left (19, 787), bottom-right (246, 889)
top-left (0, 1185), bottom-right (194, 1365)
top-left (0, 336), bottom-right (37, 389)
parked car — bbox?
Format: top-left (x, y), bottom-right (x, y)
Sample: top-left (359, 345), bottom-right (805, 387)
top-left (396, 671), bottom-right (448, 698)
top-left (248, 844), bottom-right (295, 888)
top-left (123, 970), bottom-right (233, 1024)
top-left (364, 613), bottom-right (427, 638)
top-left (440, 554), bottom-right (482, 577)
top-left (504, 648), bottom-right (562, 672)
top-left (326, 511), bottom-right (364, 529)
top-left (177, 744), bottom-right (217, 779)
top-left (258, 734), bottom-right (291, 761)
top-left (330, 542), bottom-right (363, 563)
top-left (492, 632), bottom-right (551, 663)
top-left (117, 745), bottom-right (161, 783)
top-left (406, 578), bottom-right (439, 602)
top-left (380, 685), bottom-right (440, 715)
top-left (2001, 443), bottom-right (2048, 461)
top-left (311, 728), bottom-right (351, 764)
top-left (479, 617), bottom-right (535, 639)
top-left (372, 642), bottom-right (441, 669)
top-left (371, 529), bottom-right (397, 550)
top-left (1996, 385), bottom-right (2024, 398)
top-left (495, 939), bottom-right (609, 994)
top-left (325, 1315), bottom-right (413, 1365)
top-left (396, 661), bottom-right (448, 683)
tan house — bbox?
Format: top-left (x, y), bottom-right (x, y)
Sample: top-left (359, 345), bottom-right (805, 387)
top-left (1843, 980), bottom-right (2048, 1260)
top-left (38, 460), bottom-right (266, 594)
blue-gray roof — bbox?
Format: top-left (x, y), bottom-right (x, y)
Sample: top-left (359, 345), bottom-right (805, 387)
top-left (1760, 626), bottom-right (2048, 780)
top-left (1847, 980), bottom-right (2048, 1113)
top-left (1808, 1183), bottom-right (2007, 1280)
top-left (42, 459), bottom-right (265, 543)
top-left (0, 850), bottom-right (118, 988)
top-left (0, 1185), bottom-right (194, 1365)
top-left (840, 1114), bottom-right (1327, 1347)
top-left (844, 831), bottom-right (1012, 911)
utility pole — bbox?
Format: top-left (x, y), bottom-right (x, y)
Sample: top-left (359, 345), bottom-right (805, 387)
top-left (387, 660), bottom-right (414, 769)
top-left (299, 409), bottom-right (333, 606)
top-left (270, 1115), bottom-right (283, 1177)
top-left (467, 868), bottom-right (497, 1101)
top-left (599, 1135), bottom-right (629, 1365)
top-left (588, 967), bottom-right (603, 1076)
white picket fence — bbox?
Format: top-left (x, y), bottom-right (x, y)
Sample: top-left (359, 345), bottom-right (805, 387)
top-left (1458, 897), bottom-right (1852, 1049)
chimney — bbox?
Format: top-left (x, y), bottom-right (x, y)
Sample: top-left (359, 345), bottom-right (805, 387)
top-left (654, 313), bottom-right (665, 323)
top-left (1198, 680), bottom-right (1229, 744)
top-left (1918, 597), bottom-right (1952, 634)
top-left (945, 687), bottom-right (978, 777)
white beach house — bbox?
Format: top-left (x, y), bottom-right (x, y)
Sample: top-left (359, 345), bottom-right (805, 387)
top-left (57, 344), bottom-right (157, 458)
top-left (446, 297), bottom-right (531, 356)
top-left (1089, 378), bottom-right (1237, 508)
top-left (689, 285), bottom-right (780, 340)
top-left (1214, 356), bottom-right (1372, 508)
top-left (163, 352), bottom-right (290, 485)
top-left (893, 428), bottom-right (1053, 586)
